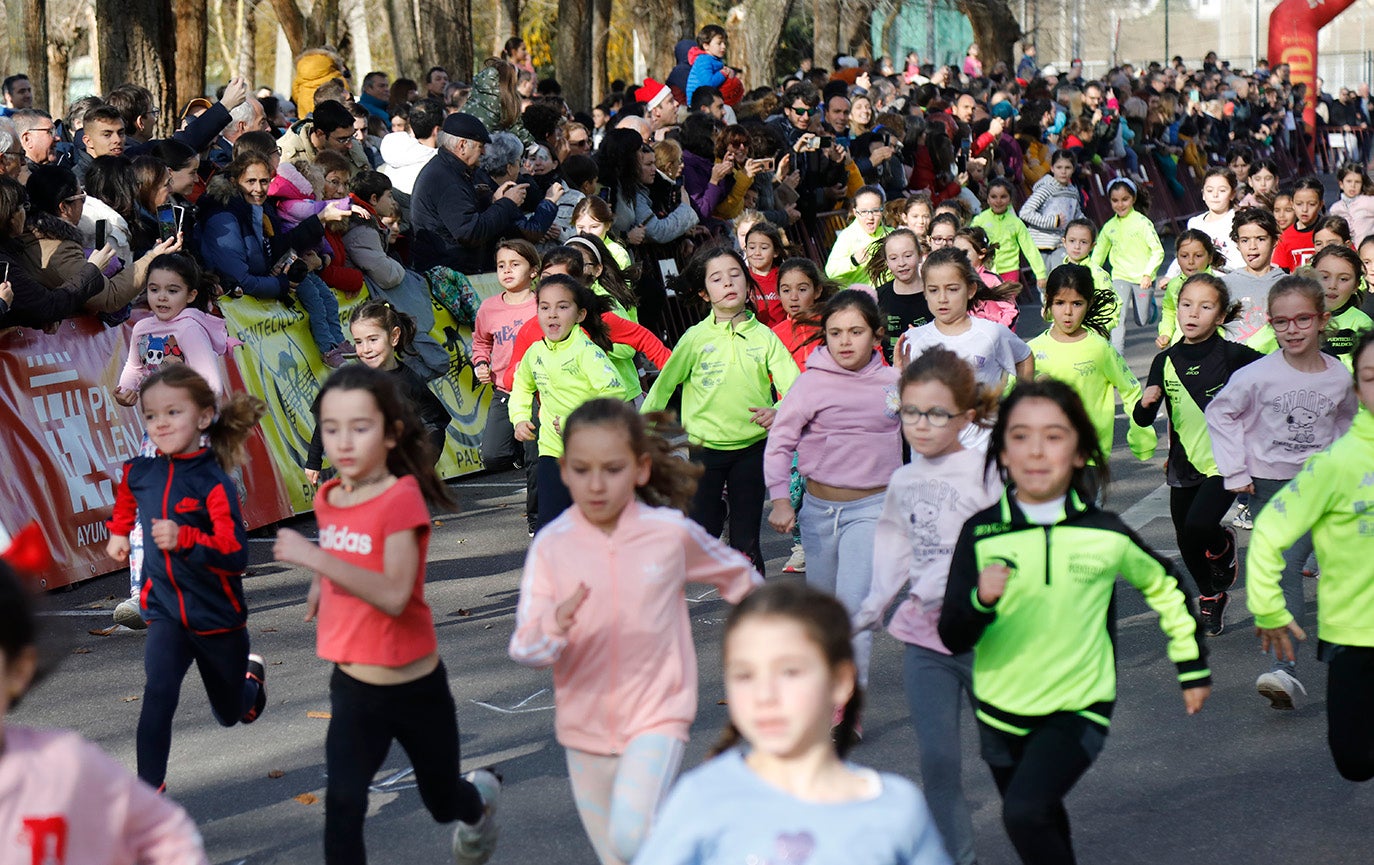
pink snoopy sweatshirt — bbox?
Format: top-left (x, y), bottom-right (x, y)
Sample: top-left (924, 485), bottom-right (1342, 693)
top-left (118, 308), bottom-right (236, 395)
top-left (0, 726), bottom-right (209, 865)
top-left (763, 346), bottom-right (902, 501)
top-left (508, 500), bottom-right (760, 754)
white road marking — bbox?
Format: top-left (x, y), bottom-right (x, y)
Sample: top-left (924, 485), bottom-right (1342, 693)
top-left (1119, 483), bottom-right (1171, 533)
top-left (38, 610), bottom-right (119, 617)
top-left (455, 483), bottom-right (526, 489)
top-left (471, 688), bottom-right (554, 714)
top-left (686, 587), bottom-right (719, 604)
top-left (370, 766), bottom-right (417, 793)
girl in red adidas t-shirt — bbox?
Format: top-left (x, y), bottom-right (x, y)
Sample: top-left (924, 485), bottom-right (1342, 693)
top-left (273, 366), bottom-right (499, 865)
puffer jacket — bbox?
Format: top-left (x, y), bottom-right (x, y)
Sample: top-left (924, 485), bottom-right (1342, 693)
top-left (196, 174), bottom-right (324, 299)
top-left (459, 66), bottom-right (534, 147)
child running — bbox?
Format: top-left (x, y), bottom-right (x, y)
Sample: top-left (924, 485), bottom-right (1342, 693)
top-left (1164, 168), bottom-right (1243, 274)
top-left (1018, 149), bottom-right (1083, 270)
top-left (642, 247), bottom-right (800, 573)
top-left (573, 196), bottom-right (634, 270)
top-left (0, 562), bottom-right (211, 864)
top-left (852, 346), bottom-right (1002, 865)
top-left (771, 257), bottom-right (831, 370)
top-left (1312, 244), bottom-right (1374, 369)
top-left (509, 398), bottom-right (761, 865)
top-left (512, 275), bottom-right (626, 530)
top-left (1247, 331), bottom-right (1374, 780)
top-left (1157, 230), bottom-right (1221, 348)
top-left (272, 366), bottom-right (500, 865)
top-left (940, 380), bottom-right (1210, 865)
top-left (825, 186), bottom-right (892, 287)
top-left (1331, 162), bottom-right (1374, 247)
top-left (954, 227), bottom-right (1020, 328)
top-left (1133, 274), bottom-right (1262, 636)
top-left (870, 228), bottom-right (932, 362)
top-left (765, 290), bottom-right (902, 697)
top-left (568, 232), bottom-right (640, 322)
top-left (970, 176), bottom-right (1047, 288)
top-left (1092, 177), bottom-right (1164, 351)
top-left (1206, 275), bottom-right (1358, 707)
top-left (105, 365), bottom-right (268, 791)
top-left (1223, 207), bottom-right (1286, 346)
top-left (1271, 176), bottom-right (1324, 271)
top-left (633, 581), bottom-right (951, 864)
top-left (903, 193), bottom-right (934, 244)
top-left (744, 221), bottom-right (787, 326)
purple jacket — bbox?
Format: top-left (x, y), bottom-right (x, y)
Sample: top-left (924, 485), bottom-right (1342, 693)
top-left (682, 151), bottom-right (726, 221)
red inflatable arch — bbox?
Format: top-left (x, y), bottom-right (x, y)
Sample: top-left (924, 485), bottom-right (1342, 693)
top-left (1269, 0), bottom-right (1359, 134)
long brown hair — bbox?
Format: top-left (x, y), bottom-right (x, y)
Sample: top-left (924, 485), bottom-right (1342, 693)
top-left (138, 366), bottom-right (266, 471)
top-left (900, 344), bottom-right (998, 427)
top-left (561, 398), bottom-right (702, 513)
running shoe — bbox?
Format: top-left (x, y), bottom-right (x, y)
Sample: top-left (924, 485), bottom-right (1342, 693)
top-left (1205, 528), bottom-right (1239, 592)
top-left (1198, 593), bottom-right (1229, 637)
top-left (1231, 505), bottom-right (1253, 531)
top-left (782, 544), bottom-right (806, 574)
top-left (1256, 669), bottom-right (1307, 710)
top-left (452, 768), bottom-right (502, 865)
top-left (242, 653), bottom-right (267, 723)
top-left (322, 347), bottom-right (348, 368)
top-left (113, 597), bottom-right (148, 630)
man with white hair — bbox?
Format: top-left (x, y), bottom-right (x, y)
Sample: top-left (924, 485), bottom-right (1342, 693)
top-left (615, 113), bottom-right (652, 143)
top-left (12, 109), bottom-right (59, 167)
top-left (207, 95), bottom-right (268, 167)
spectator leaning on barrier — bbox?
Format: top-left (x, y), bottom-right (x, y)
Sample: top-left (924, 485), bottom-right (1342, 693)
top-left (0, 174), bottom-right (111, 330)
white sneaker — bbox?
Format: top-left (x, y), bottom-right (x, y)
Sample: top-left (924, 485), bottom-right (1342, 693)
top-left (113, 597), bottom-right (147, 630)
top-left (452, 768), bottom-right (501, 864)
top-left (782, 544), bottom-right (806, 573)
top-left (1256, 669), bottom-right (1307, 710)
top-left (1231, 505), bottom-right (1253, 531)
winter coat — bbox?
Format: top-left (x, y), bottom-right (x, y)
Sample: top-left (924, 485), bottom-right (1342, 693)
top-left (20, 213), bottom-right (142, 314)
top-left (459, 66), bottom-right (535, 147)
top-left (196, 174), bottom-right (325, 299)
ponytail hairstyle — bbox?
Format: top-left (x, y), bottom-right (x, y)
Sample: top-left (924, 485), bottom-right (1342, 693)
top-left (900, 344), bottom-right (999, 429)
top-left (561, 398), bottom-right (703, 512)
top-left (540, 245), bottom-right (588, 282)
top-left (1174, 228), bottom-right (1225, 272)
top-left (348, 297), bottom-right (419, 357)
top-left (139, 365), bottom-right (266, 472)
top-left (954, 225), bottom-right (996, 269)
top-left (1180, 272), bottom-right (1243, 325)
top-left (866, 227), bottom-right (922, 285)
top-left (1106, 176), bottom-right (1150, 214)
top-left (495, 237), bottom-right (542, 275)
top-left (536, 273), bottom-right (613, 352)
top-left (568, 232), bottom-right (639, 311)
top-left (145, 253), bottom-right (212, 312)
top-left (920, 246), bottom-right (980, 298)
top-left (1313, 215), bottom-right (1354, 249)
top-left (312, 365), bottom-right (456, 509)
top-left (1043, 263), bottom-right (1119, 340)
top-left (989, 379), bottom-right (1107, 501)
top-left (1293, 175), bottom-right (1327, 226)
top-left (711, 581), bottom-right (865, 759)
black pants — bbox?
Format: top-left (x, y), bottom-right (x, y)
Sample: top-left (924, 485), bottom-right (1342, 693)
top-left (536, 455), bottom-right (573, 530)
top-left (137, 621), bottom-right (256, 789)
top-left (1325, 642), bottom-right (1374, 782)
top-left (979, 714), bottom-right (1107, 865)
top-left (1170, 478), bottom-right (1236, 596)
top-left (480, 390), bottom-right (539, 526)
top-left (690, 440), bottom-right (766, 574)
top-left (325, 663), bottom-right (484, 865)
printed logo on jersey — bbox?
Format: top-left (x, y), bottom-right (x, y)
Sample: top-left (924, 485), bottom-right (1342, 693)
top-left (20, 815), bottom-right (68, 864)
top-left (899, 477), bottom-right (965, 557)
top-left (883, 384), bottom-right (900, 420)
top-left (1073, 360), bottom-right (1096, 377)
top-left (174, 496), bottom-right (201, 514)
top-left (318, 524), bottom-right (374, 555)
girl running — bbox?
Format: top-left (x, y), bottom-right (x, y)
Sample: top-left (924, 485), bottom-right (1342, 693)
top-left (273, 366), bottom-right (500, 865)
top-left (765, 290), bottom-right (902, 696)
top-left (634, 581), bottom-right (950, 864)
top-left (744, 221), bottom-right (787, 326)
top-left (1271, 176), bottom-right (1324, 271)
top-left (1272, 188), bottom-right (1296, 234)
top-left (772, 257), bottom-right (831, 370)
top-left (512, 275), bottom-right (627, 530)
top-left (1206, 275), bottom-right (1359, 708)
top-left (642, 247), bottom-right (800, 574)
top-left (1061, 218), bottom-right (1115, 311)
top-left (1018, 149), bottom-right (1083, 270)
top-left (306, 300), bottom-right (452, 484)
top-left (903, 193), bottom-right (935, 244)
top-left (1247, 331), bottom-right (1374, 780)
top-left (509, 399), bottom-right (761, 865)
top-left (852, 346), bottom-right (1002, 865)
top-left (0, 562), bottom-right (210, 864)
top-left (1241, 158), bottom-right (1279, 208)
top-left (825, 186), bottom-right (892, 287)
top-left (568, 232), bottom-right (640, 322)
top-left (105, 365), bottom-right (267, 791)
top-left (1030, 264), bottom-right (1155, 478)
top-left (971, 176), bottom-right (1047, 288)
top-left (1313, 215), bottom-right (1355, 252)
top-left (1132, 274), bottom-right (1263, 637)
top-left (1330, 162), bottom-right (1374, 246)
top-left (111, 254), bottom-right (238, 630)
top-left (572, 196), bottom-right (633, 270)
top-left (1166, 168), bottom-right (1243, 273)
top-left (1312, 244), bottom-right (1374, 369)
top-left (954, 227), bottom-right (1020, 328)
top-left (1158, 230), bottom-right (1221, 348)
top-left (1224, 207), bottom-right (1286, 345)
top-left (941, 380), bottom-right (1210, 865)
top-left (1091, 177), bottom-right (1164, 352)
top-left (870, 228), bottom-right (932, 362)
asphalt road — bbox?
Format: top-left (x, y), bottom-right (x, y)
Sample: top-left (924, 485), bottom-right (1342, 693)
top-left (17, 317), bottom-right (1374, 864)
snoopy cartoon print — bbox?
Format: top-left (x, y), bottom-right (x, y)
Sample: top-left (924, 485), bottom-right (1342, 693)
top-left (1286, 405), bottom-right (1317, 444)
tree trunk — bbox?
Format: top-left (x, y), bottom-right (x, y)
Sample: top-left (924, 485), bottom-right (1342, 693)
top-left (94, 0), bottom-right (175, 129)
top-left (267, 0), bottom-right (306, 57)
top-left (4, 0), bottom-right (49, 109)
top-left (174, 0), bottom-right (207, 100)
top-left (304, 0), bottom-right (339, 47)
top-left (382, 0), bottom-right (420, 78)
top-left (840, 0), bottom-right (877, 56)
top-left (728, 0), bottom-right (793, 90)
top-left (47, 41), bottom-right (72, 116)
top-left (812, 0), bottom-right (840, 69)
top-left (591, 0), bottom-right (611, 102)
top-left (493, 0), bottom-right (520, 57)
top-left (236, 0), bottom-right (257, 85)
top-left (631, 0), bottom-right (693, 82)
top-left (557, 0), bottom-right (592, 113)
top-left (417, 0), bottom-right (473, 82)
top-left (955, 0), bottom-right (1022, 70)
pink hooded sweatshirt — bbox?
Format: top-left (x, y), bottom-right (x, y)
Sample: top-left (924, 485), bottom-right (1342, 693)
top-left (267, 161), bottom-right (349, 232)
top-left (509, 501), bottom-right (760, 754)
top-left (118, 308), bottom-right (238, 395)
top-left (0, 726), bottom-right (208, 865)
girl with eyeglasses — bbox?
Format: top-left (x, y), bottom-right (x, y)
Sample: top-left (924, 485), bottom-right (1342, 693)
top-left (1206, 275), bottom-right (1359, 709)
top-left (824, 185), bottom-right (891, 287)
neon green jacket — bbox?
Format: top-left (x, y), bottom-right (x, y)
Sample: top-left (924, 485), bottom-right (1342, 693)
top-left (510, 329), bottom-right (625, 458)
top-left (939, 490), bottom-right (1210, 735)
top-left (1028, 331), bottom-right (1156, 459)
top-left (824, 221), bottom-right (890, 286)
top-left (641, 313), bottom-right (800, 449)
top-left (1247, 410), bottom-right (1374, 647)
top-left (1064, 253), bottom-right (1121, 328)
top-left (971, 209), bottom-right (1047, 280)
top-left (1092, 210), bottom-right (1164, 285)
top-left (1158, 267), bottom-right (1214, 344)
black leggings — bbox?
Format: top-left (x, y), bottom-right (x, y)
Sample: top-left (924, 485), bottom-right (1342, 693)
top-left (1326, 643), bottom-right (1374, 782)
top-left (536, 455), bottom-right (573, 530)
top-left (690, 440), bottom-right (766, 574)
top-left (1170, 478), bottom-right (1237, 596)
top-left (480, 390), bottom-right (539, 524)
top-left (979, 714), bottom-right (1107, 865)
top-left (325, 662), bottom-right (484, 865)
top-left (137, 622), bottom-right (257, 789)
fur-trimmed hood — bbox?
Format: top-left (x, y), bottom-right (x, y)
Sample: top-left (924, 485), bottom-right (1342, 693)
top-left (26, 211), bottom-right (84, 245)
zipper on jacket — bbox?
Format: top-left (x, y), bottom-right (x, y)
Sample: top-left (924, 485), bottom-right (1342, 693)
top-left (161, 457), bottom-right (190, 627)
top-left (1043, 526), bottom-right (1052, 586)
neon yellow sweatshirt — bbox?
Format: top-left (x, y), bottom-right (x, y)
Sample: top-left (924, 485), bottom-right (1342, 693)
top-left (971, 208), bottom-right (1047, 280)
top-left (1247, 410), bottom-right (1374, 647)
top-left (1064, 252), bottom-right (1121, 328)
top-left (510, 329), bottom-right (625, 458)
top-left (1158, 267), bottom-right (1213, 345)
top-left (824, 221), bottom-right (891, 286)
top-left (641, 313), bottom-right (800, 449)
top-left (1028, 330), bottom-right (1156, 459)
top-left (1091, 210), bottom-right (1164, 285)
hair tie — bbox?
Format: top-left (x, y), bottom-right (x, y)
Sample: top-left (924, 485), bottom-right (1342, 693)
top-left (568, 235), bottom-right (603, 267)
top-left (1108, 176), bottom-right (1137, 195)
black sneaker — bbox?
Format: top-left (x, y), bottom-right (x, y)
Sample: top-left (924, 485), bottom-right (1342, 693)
top-left (1205, 528), bottom-right (1239, 591)
top-left (242, 653), bottom-right (267, 723)
top-left (1198, 593), bottom-right (1229, 637)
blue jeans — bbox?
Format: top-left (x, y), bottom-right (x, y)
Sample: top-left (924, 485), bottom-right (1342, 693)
top-left (800, 489), bottom-right (884, 686)
top-left (904, 644), bottom-right (978, 865)
top-left (1250, 476), bottom-right (1312, 674)
top-left (295, 272), bottom-right (345, 353)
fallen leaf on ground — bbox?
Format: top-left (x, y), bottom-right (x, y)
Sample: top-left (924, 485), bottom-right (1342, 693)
top-left (432, 519), bottom-right (445, 527)
top-left (293, 793), bottom-right (318, 805)
top-left (270, 660), bottom-right (283, 666)
top-left (717, 700), bottom-right (728, 706)
top-left (72, 647), bottom-right (91, 655)
top-left (307, 711), bottom-right (331, 719)
top-left (85, 601), bottom-right (107, 609)
top-left (122, 696), bottom-right (139, 703)
top-left (452, 608), bottom-right (471, 617)
top-left (89, 626), bottom-right (119, 636)
top-left (260, 627), bottom-right (278, 633)
top-left (267, 769), bottom-right (285, 779)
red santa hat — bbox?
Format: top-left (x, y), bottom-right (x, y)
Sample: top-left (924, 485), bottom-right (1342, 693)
top-left (636, 78), bottom-right (671, 110)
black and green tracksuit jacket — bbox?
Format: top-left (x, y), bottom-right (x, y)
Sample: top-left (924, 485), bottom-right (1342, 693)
top-left (938, 490), bottom-right (1211, 737)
